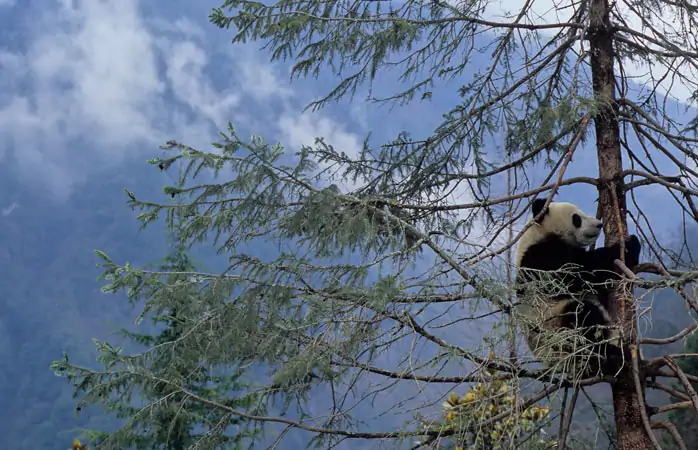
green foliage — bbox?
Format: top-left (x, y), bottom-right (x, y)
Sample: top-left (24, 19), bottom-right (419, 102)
top-left (52, 220), bottom-right (263, 449)
top-left (48, 119), bottom-right (536, 448)
top-left (209, 0), bottom-right (590, 203)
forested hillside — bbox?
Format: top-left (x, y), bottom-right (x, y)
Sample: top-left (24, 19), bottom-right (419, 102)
top-left (0, 160), bottom-right (169, 447)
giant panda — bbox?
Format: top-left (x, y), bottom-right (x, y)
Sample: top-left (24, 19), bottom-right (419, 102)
top-left (513, 198), bottom-right (641, 378)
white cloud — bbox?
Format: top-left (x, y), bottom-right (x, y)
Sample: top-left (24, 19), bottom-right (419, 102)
top-left (32, 0), bottom-right (164, 143)
top-left (277, 109), bottom-right (364, 191)
top-left (149, 16), bottom-right (207, 41)
top-left (0, 0), bottom-right (165, 197)
top-left (279, 111), bottom-right (362, 157)
top-left (0, 0), bottom-right (297, 199)
top-left (160, 39), bottom-right (241, 128)
top-left (236, 51), bottom-right (294, 102)
top-left (1, 202), bottom-right (18, 217)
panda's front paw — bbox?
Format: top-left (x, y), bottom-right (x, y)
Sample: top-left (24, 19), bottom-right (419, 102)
top-left (625, 235), bottom-right (641, 267)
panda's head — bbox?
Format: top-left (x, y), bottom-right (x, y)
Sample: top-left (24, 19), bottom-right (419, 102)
top-left (529, 198), bottom-right (603, 247)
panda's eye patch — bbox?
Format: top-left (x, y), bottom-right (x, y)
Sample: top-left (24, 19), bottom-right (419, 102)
top-left (572, 213), bottom-right (582, 228)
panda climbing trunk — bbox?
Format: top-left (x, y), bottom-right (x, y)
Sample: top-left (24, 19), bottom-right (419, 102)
top-left (588, 0), bottom-right (654, 448)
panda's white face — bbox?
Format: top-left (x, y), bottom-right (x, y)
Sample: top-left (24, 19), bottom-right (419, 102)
top-left (539, 202), bottom-right (602, 247)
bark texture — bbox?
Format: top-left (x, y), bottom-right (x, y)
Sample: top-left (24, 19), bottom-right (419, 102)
top-left (588, 0), bottom-right (655, 448)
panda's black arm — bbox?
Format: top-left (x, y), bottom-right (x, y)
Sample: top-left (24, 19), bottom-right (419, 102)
top-left (518, 235), bottom-right (640, 273)
top-left (586, 235), bottom-right (641, 272)
top-left (518, 237), bottom-right (591, 271)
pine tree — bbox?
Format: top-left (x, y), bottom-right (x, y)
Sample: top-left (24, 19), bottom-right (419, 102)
top-left (53, 0), bottom-right (698, 448)
top-left (53, 219), bottom-right (262, 449)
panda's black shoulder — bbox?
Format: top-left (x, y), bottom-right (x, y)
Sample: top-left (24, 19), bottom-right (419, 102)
top-left (519, 235), bottom-right (587, 271)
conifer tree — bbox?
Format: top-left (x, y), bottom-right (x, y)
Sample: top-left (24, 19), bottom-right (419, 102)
top-left (53, 217), bottom-right (262, 449)
top-left (54, 0), bottom-right (698, 448)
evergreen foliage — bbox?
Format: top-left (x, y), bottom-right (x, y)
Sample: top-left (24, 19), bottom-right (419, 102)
top-left (52, 218), bottom-right (262, 449)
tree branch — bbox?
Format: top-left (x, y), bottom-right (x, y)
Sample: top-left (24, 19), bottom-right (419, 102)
top-left (651, 420), bottom-right (687, 450)
top-left (663, 356), bottom-right (698, 416)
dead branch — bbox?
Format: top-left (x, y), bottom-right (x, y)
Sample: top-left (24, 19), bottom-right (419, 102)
top-left (623, 169), bottom-right (698, 197)
top-left (615, 259), bottom-right (636, 279)
top-left (631, 345), bottom-right (663, 449)
top-left (557, 385), bottom-right (580, 450)
top-left (651, 420), bottom-right (687, 450)
top-left (641, 323), bottom-right (698, 345)
top-left (663, 356), bottom-right (698, 415)
top-left (647, 400), bottom-right (693, 415)
top-left (646, 380), bottom-right (690, 401)
top-left (625, 176), bottom-right (683, 191)
top-left (647, 368), bottom-right (698, 384)
top-left (633, 263), bottom-right (686, 277)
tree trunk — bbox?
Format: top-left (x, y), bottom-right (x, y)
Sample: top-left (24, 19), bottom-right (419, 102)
top-left (588, 0), bottom-right (654, 448)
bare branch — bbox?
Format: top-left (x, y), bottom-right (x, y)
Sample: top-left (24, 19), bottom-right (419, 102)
top-left (663, 356), bottom-right (698, 416)
top-left (631, 346), bottom-right (663, 450)
top-left (557, 385), bottom-right (580, 450)
top-left (651, 420), bottom-right (687, 450)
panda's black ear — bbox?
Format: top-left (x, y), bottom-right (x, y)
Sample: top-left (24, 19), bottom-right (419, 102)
top-left (532, 198), bottom-right (547, 218)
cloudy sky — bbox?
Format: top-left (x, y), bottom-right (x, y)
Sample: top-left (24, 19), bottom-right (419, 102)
top-left (0, 0), bottom-right (386, 200)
